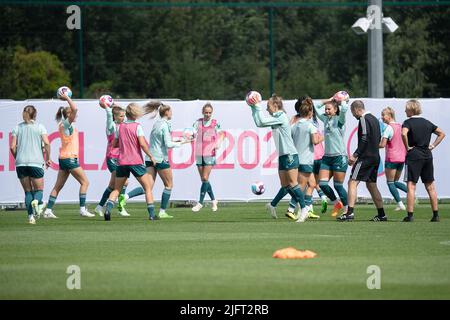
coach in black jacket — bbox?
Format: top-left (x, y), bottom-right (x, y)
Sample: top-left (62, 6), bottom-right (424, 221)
top-left (338, 100), bottom-right (387, 222)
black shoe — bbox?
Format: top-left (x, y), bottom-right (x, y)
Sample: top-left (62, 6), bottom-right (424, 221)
top-left (430, 216), bottom-right (440, 222)
top-left (337, 213), bottom-right (354, 221)
top-left (149, 214), bottom-right (159, 221)
top-left (104, 212), bottom-right (111, 221)
top-left (403, 216), bottom-right (413, 222)
top-left (371, 215), bottom-right (387, 222)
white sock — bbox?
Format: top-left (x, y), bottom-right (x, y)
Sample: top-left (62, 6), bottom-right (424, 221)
top-left (125, 194), bottom-right (129, 201)
top-left (80, 206), bottom-right (86, 211)
top-left (159, 209), bottom-right (165, 214)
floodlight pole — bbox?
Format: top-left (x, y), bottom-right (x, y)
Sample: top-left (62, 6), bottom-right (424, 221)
top-left (78, 9), bottom-right (84, 98)
top-left (269, 7), bottom-right (275, 96)
top-left (368, 0), bottom-right (384, 98)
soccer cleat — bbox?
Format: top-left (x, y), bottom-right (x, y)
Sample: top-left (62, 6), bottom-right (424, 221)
top-left (285, 210), bottom-right (297, 221)
top-left (321, 196), bottom-right (328, 214)
top-left (28, 216), bottom-right (36, 225)
top-left (211, 200), bottom-right (218, 212)
top-left (308, 207), bottom-right (320, 220)
top-left (395, 202), bottom-right (406, 211)
top-left (337, 212), bottom-right (354, 221)
top-left (118, 208), bottom-right (130, 217)
top-left (371, 215), bottom-right (388, 222)
top-left (403, 215), bottom-right (414, 222)
top-left (94, 205), bottom-right (104, 217)
top-left (158, 211), bottom-right (173, 219)
top-left (104, 212), bottom-right (111, 221)
top-left (192, 203), bottom-right (203, 212)
top-left (296, 207), bottom-right (309, 223)
top-left (118, 194), bottom-right (127, 211)
top-left (31, 200), bottom-right (41, 218)
top-left (43, 209), bottom-right (58, 219)
top-left (266, 203), bottom-right (278, 219)
top-left (80, 208), bottom-right (95, 217)
top-left (430, 216), bottom-right (440, 222)
top-left (331, 201), bottom-right (344, 217)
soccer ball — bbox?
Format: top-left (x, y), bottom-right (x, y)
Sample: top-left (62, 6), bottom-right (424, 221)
top-left (56, 86), bottom-right (72, 99)
top-left (99, 95), bottom-right (114, 108)
top-left (182, 127), bottom-right (196, 141)
top-left (246, 91), bottom-right (262, 106)
top-left (251, 181), bottom-right (265, 195)
top-left (333, 90), bottom-right (350, 103)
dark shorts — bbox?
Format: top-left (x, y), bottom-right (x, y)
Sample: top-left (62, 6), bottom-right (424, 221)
top-left (278, 154), bottom-right (299, 171)
top-left (385, 161), bottom-right (404, 171)
top-left (298, 164), bottom-right (314, 173)
top-left (116, 164), bottom-right (147, 178)
top-left (59, 158), bottom-right (80, 171)
top-left (145, 160), bottom-right (170, 171)
top-left (404, 159), bottom-right (434, 184)
top-left (313, 159), bottom-right (322, 175)
top-left (320, 155), bottom-right (348, 173)
top-left (195, 156), bottom-right (216, 167)
top-left (16, 166), bottom-right (44, 179)
top-left (350, 158), bottom-right (380, 182)
top-left (107, 158), bottom-right (118, 173)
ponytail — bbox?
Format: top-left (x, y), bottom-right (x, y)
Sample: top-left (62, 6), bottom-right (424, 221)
top-left (143, 101), bottom-right (171, 118)
top-left (55, 106), bottom-right (68, 122)
top-left (22, 105), bottom-right (37, 123)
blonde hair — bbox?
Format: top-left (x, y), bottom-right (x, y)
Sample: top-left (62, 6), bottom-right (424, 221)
top-left (143, 101), bottom-right (171, 119)
top-left (268, 94), bottom-right (285, 112)
top-left (405, 99), bottom-right (422, 116)
top-left (22, 105), bottom-right (37, 123)
top-left (202, 103), bottom-right (213, 113)
top-left (112, 105), bottom-right (125, 121)
top-left (382, 106), bottom-right (396, 121)
top-left (55, 106), bottom-right (71, 122)
top-left (125, 103), bottom-right (143, 120)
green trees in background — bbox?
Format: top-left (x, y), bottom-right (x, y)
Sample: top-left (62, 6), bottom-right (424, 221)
top-left (0, 4), bottom-right (449, 100)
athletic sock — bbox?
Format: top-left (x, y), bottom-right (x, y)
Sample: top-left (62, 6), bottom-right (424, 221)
top-left (287, 185), bottom-right (305, 209)
top-left (199, 181), bottom-right (209, 205)
top-left (387, 181), bottom-right (401, 203)
top-left (206, 182), bottom-right (215, 201)
top-left (25, 191), bottom-right (33, 216)
top-left (127, 187), bottom-right (144, 199)
top-left (161, 188), bottom-right (172, 210)
top-left (120, 186), bottom-right (127, 196)
top-left (394, 181), bottom-right (408, 193)
top-left (288, 197), bottom-right (297, 210)
top-left (47, 195), bottom-right (57, 210)
top-left (333, 182), bottom-right (348, 206)
top-left (319, 180), bottom-right (337, 202)
top-left (34, 190), bottom-right (43, 205)
top-left (407, 211), bottom-right (413, 218)
top-left (346, 206), bottom-right (354, 215)
top-left (99, 187), bottom-right (113, 207)
top-left (317, 189), bottom-right (326, 198)
top-left (377, 207), bottom-right (386, 217)
top-left (105, 200), bottom-right (114, 214)
top-left (304, 195), bottom-right (313, 207)
top-left (147, 203), bottom-right (155, 219)
top-left (79, 193), bottom-right (86, 208)
top-left (271, 187), bottom-right (288, 207)
top-left (433, 210), bottom-right (439, 218)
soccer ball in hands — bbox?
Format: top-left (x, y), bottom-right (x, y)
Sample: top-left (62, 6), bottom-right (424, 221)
top-left (246, 91), bottom-right (262, 106)
top-left (56, 86), bottom-right (72, 99)
top-left (251, 181), bottom-right (265, 195)
top-left (99, 95), bottom-right (114, 108)
top-left (333, 91), bottom-right (350, 103)
top-left (182, 127), bottom-right (196, 141)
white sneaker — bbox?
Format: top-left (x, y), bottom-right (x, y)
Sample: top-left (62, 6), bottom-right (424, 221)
top-left (296, 207), bottom-right (309, 223)
top-left (118, 208), bottom-right (130, 217)
top-left (28, 216), bottom-right (36, 225)
top-left (192, 203), bottom-right (203, 212)
top-left (31, 200), bottom-right (40, 218)
top-left (94, 205), bottom-right (104, 217)
top-left (266, 203), bottom-right (278, 219)
top-left (43, 208), bottom-right (58, 219)
top-left (211, 200), bottom-right (218, 212)
top-left (395, 202), bottom-right (406, 211)
top-left (80, 208), bottom-right (95, 217)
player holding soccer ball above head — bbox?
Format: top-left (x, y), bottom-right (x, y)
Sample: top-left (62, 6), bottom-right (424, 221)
top-left (10, 105), bottom-right (52, 224)
top-left (94, 98), bottom-right (130, 217)
top-left (44, 88), bottom-right (94, 218)
top-left (378, 107), bottom-right (408, 212)
top-left (191, 103), bottom-right (224, 213)
top-left (247, 92), bottom-right (309, 222)
top-left (313, 92), bottom-right (350, 217)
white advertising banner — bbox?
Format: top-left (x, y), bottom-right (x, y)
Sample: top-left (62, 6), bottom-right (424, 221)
top-left (0, 98), bottom-right (449, 203)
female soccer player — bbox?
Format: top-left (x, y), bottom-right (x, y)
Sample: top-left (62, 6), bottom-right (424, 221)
top-left (10, 105), bottom-right (51, 224)
top-left (94, 103), bottom-right (130, 217)
top-left (378, 107), bottom-right (407, 211)
top-left (191, 103), bottom-right (224, 213)
top-left (43, 93), bottom-right (94, 218)
top-left (248, 94), bottom-right (309, 222)
top-left (103, 103), bottom-right (156, 221)
top-left (285, 97), bottom-right (323, 221)
top-left (314, 96), bottom-right (349, 217)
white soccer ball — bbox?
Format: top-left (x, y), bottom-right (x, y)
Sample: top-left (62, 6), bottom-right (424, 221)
top-left (56, 86), bottom-right (72, 99)
top-left (246, 90), bottom-right (262, 106)
top-left (99, 95), bottom-right (114, 108)
top-left (251, 181), bottom-right (265, 195)
top-left (333, 90), bottom-right (350, 103)
top-left (183, 127), bottom-right (196, 140)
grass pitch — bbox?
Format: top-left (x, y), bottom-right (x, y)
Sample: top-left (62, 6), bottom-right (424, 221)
top-left (0, 202), bottom-right (449, 300)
